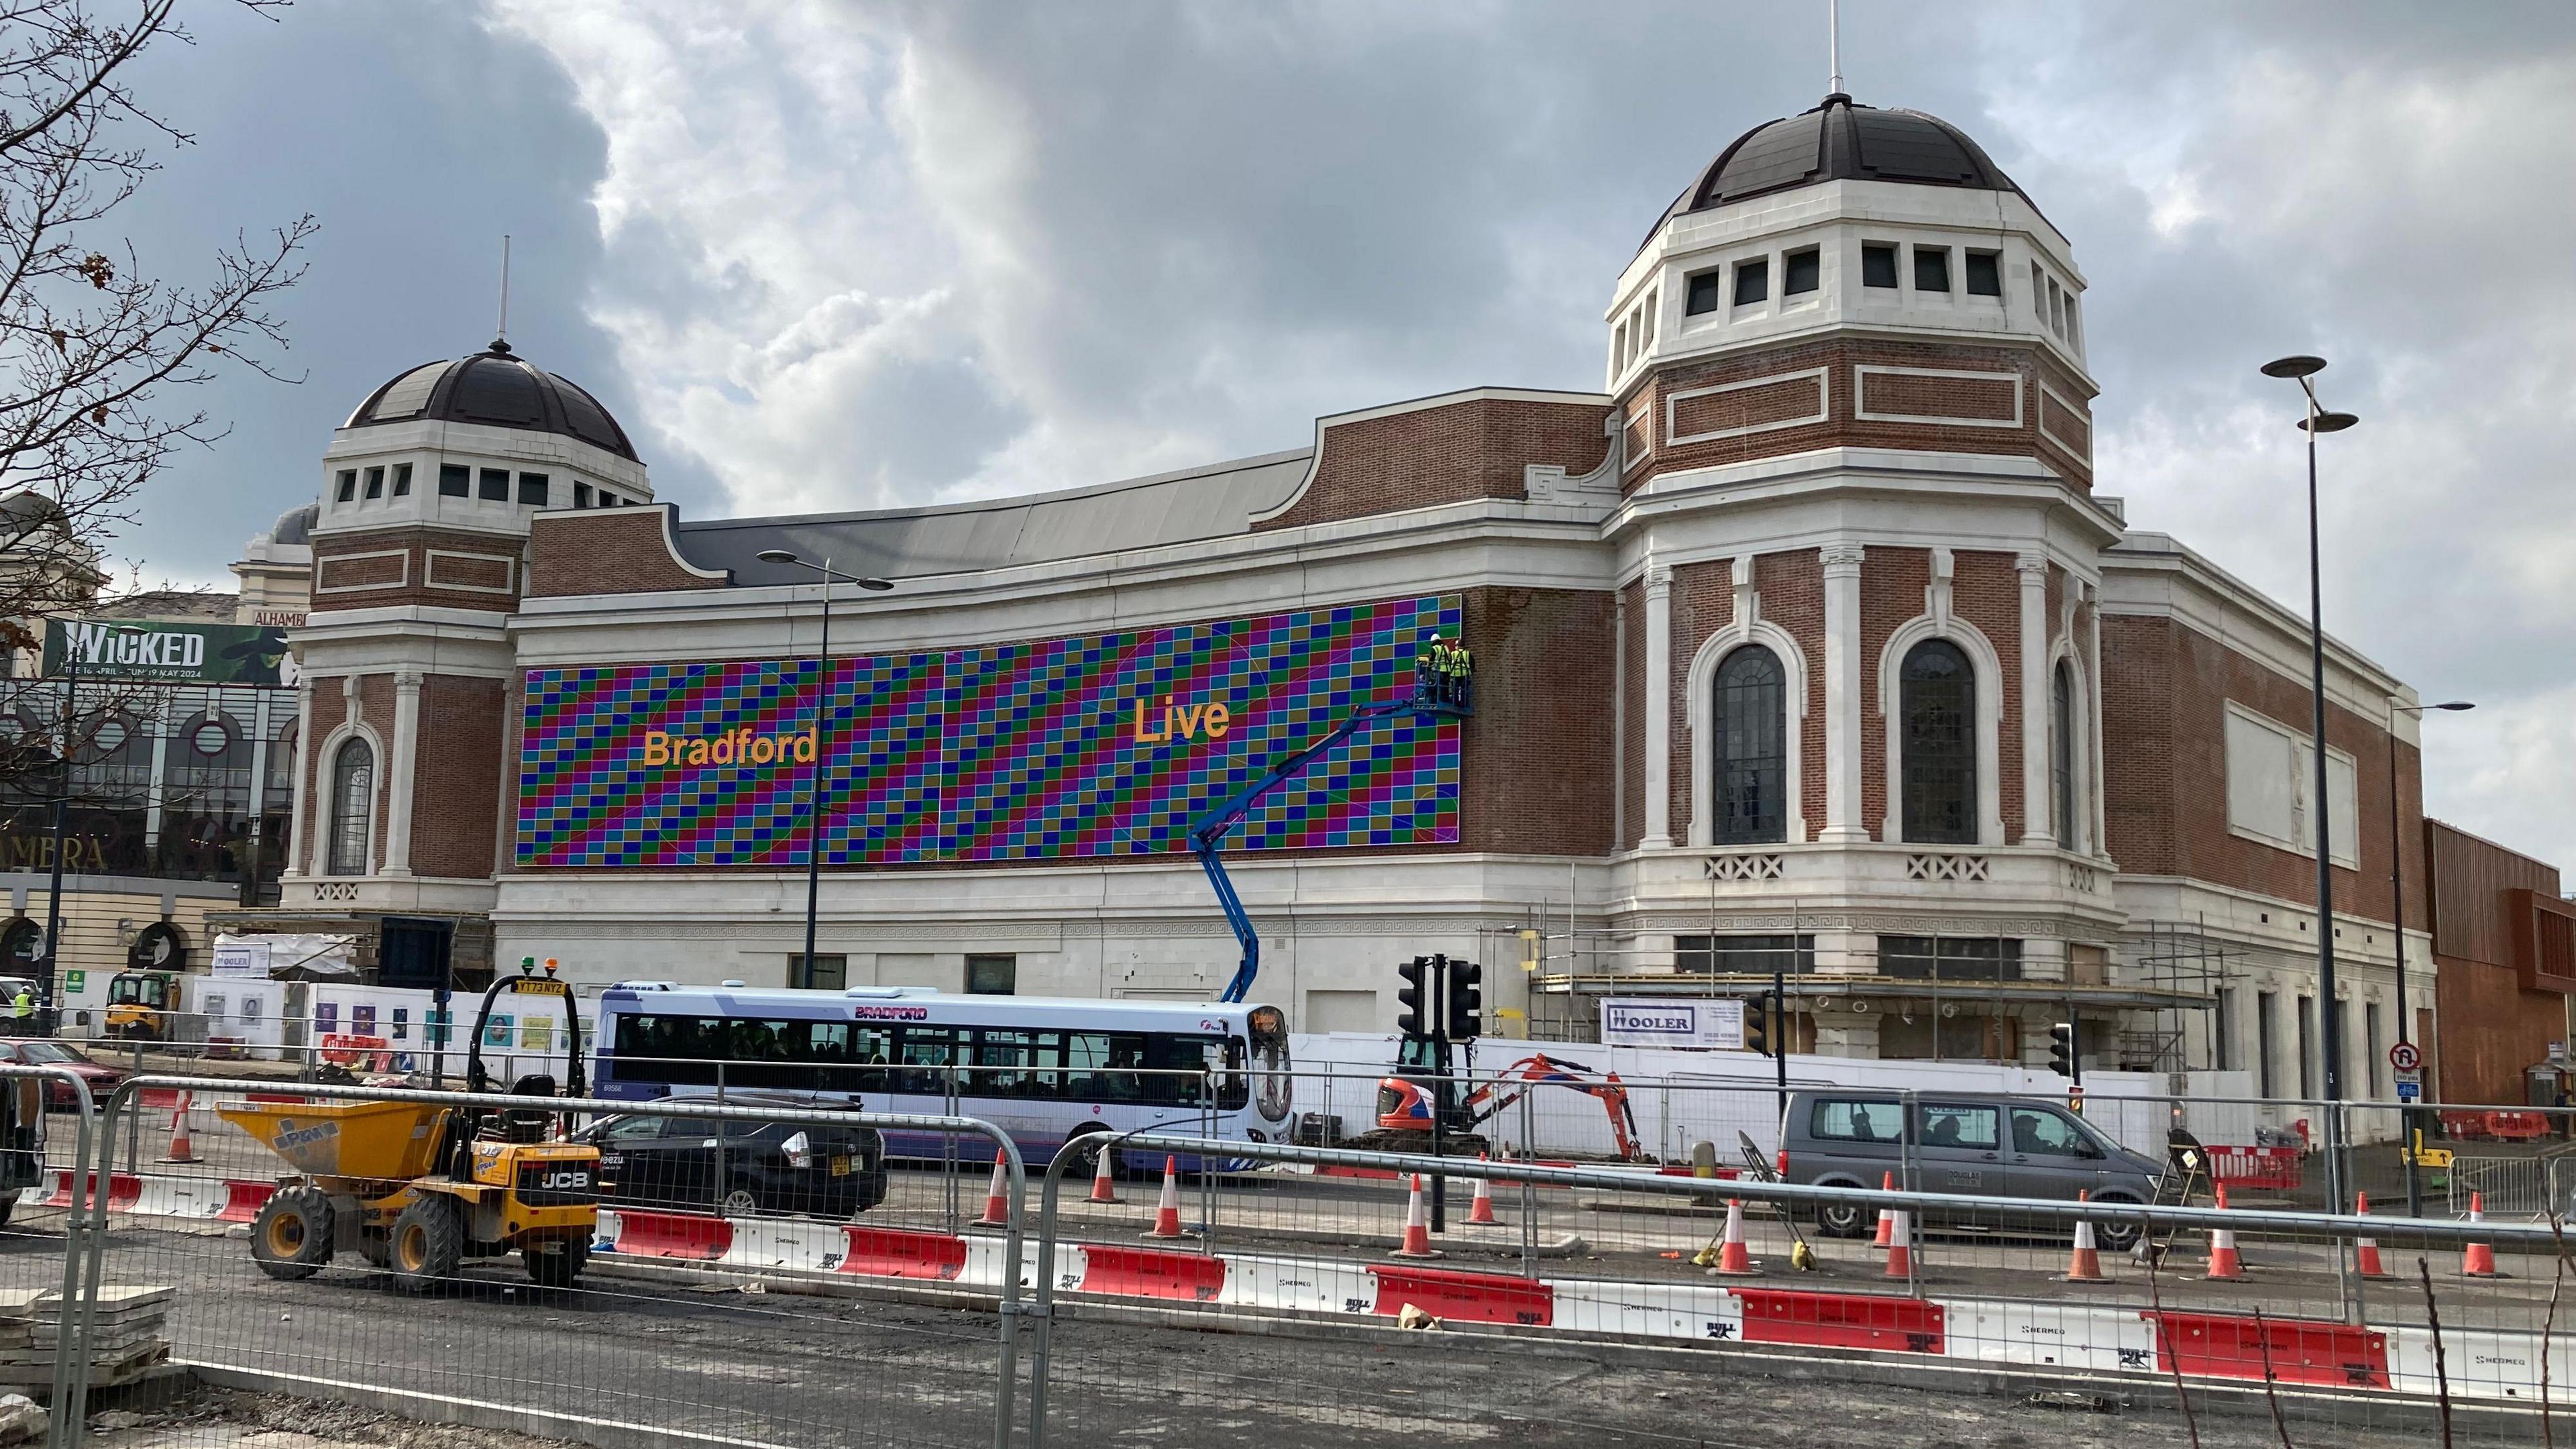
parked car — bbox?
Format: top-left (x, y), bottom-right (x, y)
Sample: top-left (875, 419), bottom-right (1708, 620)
top-left (1778, 1089), bottom-right (2163, 1251)
top-left (575, 1097), bottom-right (890, 1218)
top-left (0, 1040), bottom-right (126, 1111)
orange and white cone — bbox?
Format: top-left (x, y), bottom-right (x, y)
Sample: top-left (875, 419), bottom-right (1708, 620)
top-left (1711, 1199), bottom-right (1760, 1277)
top-left (1883, 1208), bottom-right (1915, 1279)
top-left (1465, 1155), bottom-right (1499, 1226)
top-left (2355, 1191), bottom-right (2391, 1279)
top-left (160, 1091), bottom-right (197, 1165)
top-left (2465, 1191), bottom-right (2503, 1278)
top-left (1873, 1170), bottom-right (1895, 1247)
top-left (1145, 1155), bottom-right (1187, 1239)
top-left (971, 1148), bottom-right (1011, 1227)
top-left (2059, 1189), bottom-right (2107, 1282)
top-left (1390, 1173), bottom-right (1443, 1258)
top-left (2205, 1183), bottom-right (2246, 1280)
top-left (1088, 1140), bottom-right (1120, 1205)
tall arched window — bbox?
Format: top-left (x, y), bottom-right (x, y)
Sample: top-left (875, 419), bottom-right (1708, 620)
top-left (2051, 661), bottom-right (2077, 847)
top-left (1900, 639), bottom-right (1976, 845)
top-left (1711, 645), bottom-right (1787, 844)
top-left (325, 737), bottom-right (374, 876)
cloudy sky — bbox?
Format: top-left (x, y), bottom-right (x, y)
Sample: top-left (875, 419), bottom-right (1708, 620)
top-left (109, 0), bottom-right (2576, 867)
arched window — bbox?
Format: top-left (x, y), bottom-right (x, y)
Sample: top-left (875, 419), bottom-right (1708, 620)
top-left (1900, 639), bottom-right (1976, 845)
top-left (1711, 645), bottom-right (1787, 844)
top-left (2051, 662), bottom-right (2077, 847)
top-left (325, 737), bottom-right (374, 876)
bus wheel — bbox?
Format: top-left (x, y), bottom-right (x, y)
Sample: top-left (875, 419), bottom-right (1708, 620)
top-left (1062, 1129), bottom-right (1121, 1179)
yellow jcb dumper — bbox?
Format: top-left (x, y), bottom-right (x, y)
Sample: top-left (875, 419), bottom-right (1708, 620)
top-left (221, 961), bottom-right (599, 1291)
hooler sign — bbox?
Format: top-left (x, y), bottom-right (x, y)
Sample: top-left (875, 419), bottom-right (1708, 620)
top-left (516, 594), bottom-right (1460, 868)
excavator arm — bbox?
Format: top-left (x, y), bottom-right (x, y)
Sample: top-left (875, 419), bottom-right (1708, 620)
top-left (1453, 1054), bottom-right (1648, 1162)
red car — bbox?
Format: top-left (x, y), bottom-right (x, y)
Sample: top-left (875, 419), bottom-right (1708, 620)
top-left (0, 1040), bottom-right (127, 1110)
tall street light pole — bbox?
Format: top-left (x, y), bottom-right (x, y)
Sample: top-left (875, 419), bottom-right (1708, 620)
top-left (2386, 696), bottom-right (2471, 1218)
top-left (40, 619), bottom-right (146, 1005)
top-left (755, 551), bottom-right (892, 987)
top-left (2261, 354), bottom-right (2359, 1212)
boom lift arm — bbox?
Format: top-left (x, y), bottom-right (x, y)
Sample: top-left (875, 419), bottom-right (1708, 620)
top-left (1190, 677), bottom-right (1467, 1004)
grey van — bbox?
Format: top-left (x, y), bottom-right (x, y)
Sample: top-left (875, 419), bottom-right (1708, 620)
top-left (1780, 1090), bottom-right (2163, 1250)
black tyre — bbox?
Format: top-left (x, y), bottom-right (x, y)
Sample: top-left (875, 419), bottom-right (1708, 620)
top-left (390, 1195), bottom-right (464, 1290)
top-left (0, 1193), bottom-right (15, 1229)
top-left (2090, 1196), bottom-right (2145, 1254)
top-left (525, 1238), bottom-right (587, 1288)
top-left (1811, 1185), bottom-right (1872, 1238)
top-left (251, 1185), bottom-right (336, 1281)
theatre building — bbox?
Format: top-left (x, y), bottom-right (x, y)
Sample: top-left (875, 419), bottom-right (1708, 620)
top-left (244, 93), bottom-right (2566, 1086)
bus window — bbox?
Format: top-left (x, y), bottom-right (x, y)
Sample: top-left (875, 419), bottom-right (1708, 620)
top-left (973, 1030), bottom-right (1037, 1098)
top-left (843, 1025), bottom-right (895, 1094)
top-left (892, 1027), bottom-right (957, 1095)
top-left (1064, 1032), bottom-right (1113, 1099)
top-left (1026, 1030), bottom-right (1069, 1099)
top-left (1145, 1034), bottom-right (1226, 1106)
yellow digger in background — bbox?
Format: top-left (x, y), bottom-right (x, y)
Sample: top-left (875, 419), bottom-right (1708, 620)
top-left (222, 958), bottom-right (600, 1290)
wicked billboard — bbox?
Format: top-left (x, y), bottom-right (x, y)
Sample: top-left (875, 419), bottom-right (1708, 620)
top-left (43, 619), bottom-right (294, 686)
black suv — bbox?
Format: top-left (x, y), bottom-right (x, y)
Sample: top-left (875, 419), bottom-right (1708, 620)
top-left (579, 1103), bottom-right (890, 1218)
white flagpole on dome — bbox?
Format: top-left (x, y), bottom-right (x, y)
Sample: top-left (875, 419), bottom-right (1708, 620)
top-left (1828, 0), bottom-right (1843, 94)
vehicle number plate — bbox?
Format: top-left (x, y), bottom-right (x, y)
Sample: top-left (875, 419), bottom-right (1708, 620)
top-left (830, 1156), bottom-right (852, 1176)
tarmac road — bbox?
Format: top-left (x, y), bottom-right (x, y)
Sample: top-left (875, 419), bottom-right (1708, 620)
top-left (0, 1215), bottom-right (2528, 1449)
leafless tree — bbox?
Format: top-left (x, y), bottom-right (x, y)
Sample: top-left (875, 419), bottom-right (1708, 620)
top-left (0, 0), bottom-right (312, 802)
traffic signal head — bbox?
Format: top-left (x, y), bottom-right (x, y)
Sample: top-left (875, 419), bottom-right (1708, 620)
top-left (1743, 1000), bottom-right (1770, 1057)
top-left (1446, 959), bottom-right (1483, 1040)
top-left (1397, 955), bottom-right (1431, 1038)
top-left (2047, 1022), bottom-right (2076, 1077)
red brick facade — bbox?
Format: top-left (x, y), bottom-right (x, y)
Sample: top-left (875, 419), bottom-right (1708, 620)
top-left (1619, 580), bottom-right (1644, 849)
top-left (312, 527), bottom-right (524, 614)
top-left (2100, 613), bottom-right (2422, 926)
top-left (1256, 395), bottom-right (1611, 532)
top-left (409, 674), bottom-right (507, 879)
top-left (527, 506), bottom-right (731, 597)
top-left (1756, 551), bottom-right (1827, 844)
top-left (1664, 561), bottom-right (1735, 842)
top-left (1617, 337), bottom-right (2095, 493)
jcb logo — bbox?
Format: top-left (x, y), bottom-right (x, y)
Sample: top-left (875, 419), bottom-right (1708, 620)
top-left (535, 1171), bottom-right (590, 1191)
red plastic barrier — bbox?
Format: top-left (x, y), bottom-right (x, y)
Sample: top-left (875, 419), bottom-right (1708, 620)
top-left (1732, 1289), bottom-right (1945, 1355)
top-left (612, 1209), bottom-right (733, 1260)
top-left (217, 1181), bottom-right (277, 1224)
top-left (2204, 1146), bottom-right (2302, 1191)
top-left (838, 1227), bottom-right (969, 1281)
top-left (1079, 1245), bottom-right (1226, 1301)
top-left (137, 1087), bottom-right (182, 1110)
top-left (1368, 1265), bottom-right (1554, 1326)
top-left (44, 1171), bottom-right (140, 1211)
top-left (2146, 1311), bottom-right (2389, 1389)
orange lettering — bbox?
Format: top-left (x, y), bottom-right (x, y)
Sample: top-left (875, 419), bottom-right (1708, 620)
top-left (686, 739), bottom-right (710, 767)
top-left (1134, 698), bottom-right (1167, 743)
top-left (644, 731), bottom-right (670, 767)
top-left (1203, 703), bottom-right (1230, 738)
top-left (792, 731), bottom-right (816, 764)
top-left (1176, 702), bottom-right (1205, 739)
top-left (751, 736), bottom-right (776, 764)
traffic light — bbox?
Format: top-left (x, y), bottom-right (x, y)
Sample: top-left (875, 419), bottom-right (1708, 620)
top-left (2047, 1022), bottom-right (2077, 1078)
top-left (1446, 959), bottom-right (1483, 1040)
top-left (1397, 956), bottom-right (1432, 1038)
top-left (1743, 1000), bottom-right (1770, 1057)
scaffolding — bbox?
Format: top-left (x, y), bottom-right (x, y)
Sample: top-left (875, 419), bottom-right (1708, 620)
top-left (2123, 916), bottom-right (2238, 1073)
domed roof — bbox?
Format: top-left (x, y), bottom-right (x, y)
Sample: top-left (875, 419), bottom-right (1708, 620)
top-left (269, 502), bottom-right (319, 546)
top-left (343, 339), bottom-right (639, 462)
top-left (1650, 94), bottom-right (2028, 238)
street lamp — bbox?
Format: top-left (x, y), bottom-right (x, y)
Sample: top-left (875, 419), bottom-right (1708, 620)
top-left (2260, 353), bottom-right (2359, 1211)
top-left (38, 619), bottom-right (148, 1006)
top-left (755, 550), bottom-right (892, 988)
top-left (2387, 696), bottom-right (2470, 1218)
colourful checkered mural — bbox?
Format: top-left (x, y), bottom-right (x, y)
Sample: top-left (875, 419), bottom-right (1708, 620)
top-left (516, 595), bottom-right (1461, 867)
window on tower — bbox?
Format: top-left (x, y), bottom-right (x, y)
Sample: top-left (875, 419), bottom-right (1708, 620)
top-left (1862, 244), bottom-right (1899, 288)
top-left (1684, 269), bottom-right (1725, 316)
top-left (391, 463), bottom-right (413, 496)
top-left (518, 472), bottom-right (549, 506)
top-left (478, 467), bottom-right (511, 501)
top-left (1966, 250), bottom-right (2002, 297)
top-left (1782, 248), bottom-right (1820, 297)
top-left (1913, 246), bottom-right (1951, 293)
top-left (334, 470), bottom-right (356, 503)
top-left (1733, 257), bottom-right (1768, 307)
top-left (439, 464), bottom-right (470, 497)
top-left (1900, 638), bottom-right (1976, 845)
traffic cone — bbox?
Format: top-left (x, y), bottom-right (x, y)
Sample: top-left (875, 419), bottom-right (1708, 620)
top-left (1711, 1199), bottom-right (1760, 1277)
top-left (1465, 1155), bottom-right (1499, 1226)
top-left (1145, 1155), bottom-right (1187, 1240)
top-left (160, 1091), bottom-right (197, 1165)
top-left (2058, 1189), bottom-right (2107, 1282)
top-left (1882, 1208), bottom-right (1914, 1279)
top-left (2205, 1183), bottom-right (2246, 1280)
top-left (1390, 1174), bottom-right (1443, 1258)
top-left (1088, 1141), bottom-right (1120, 1205)
top-left (2465, 1191), bottom-right (2504, 1278)
top-left (971, 1149), bottom-right (1011, 1228)
top-left (1873, 1171), bottom-right (1895, 1247)
top-left (2354, 1191), bottom-right (2391, 1279)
